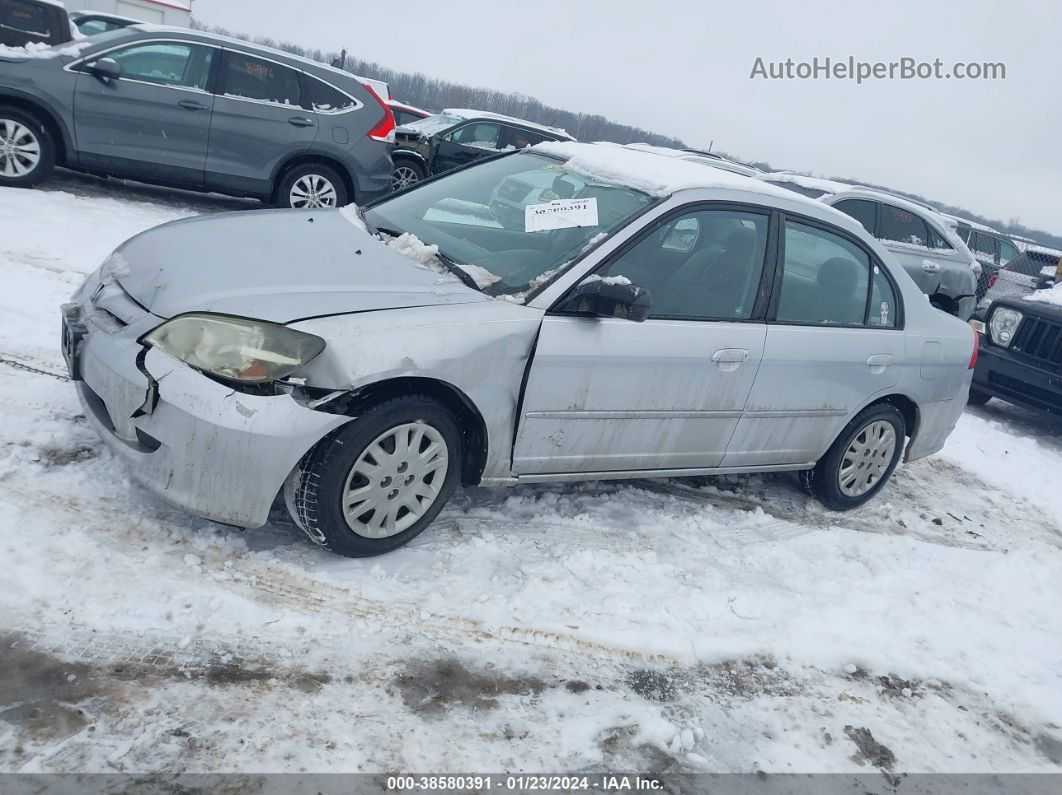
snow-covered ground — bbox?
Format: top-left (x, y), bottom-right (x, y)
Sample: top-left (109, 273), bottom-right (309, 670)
top-left (2, 174), bottom-right (1061, 776)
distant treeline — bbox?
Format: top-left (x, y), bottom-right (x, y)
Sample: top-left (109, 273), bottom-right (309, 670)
top-left (192, 20), bottom-right (1060, 249)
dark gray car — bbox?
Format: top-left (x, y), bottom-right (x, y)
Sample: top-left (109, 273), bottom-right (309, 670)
top-left (0, 26), bottom-right (394, 207)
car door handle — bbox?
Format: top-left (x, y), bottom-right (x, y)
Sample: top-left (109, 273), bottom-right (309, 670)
top-left (866, 354), bottom-right (893, 373)
top-left (288, 116), bottom-right (316, 128)
top-left (712, 348), bottom-right (749, 372)
top-left (177, 99), bottom-right (208, 111)
top-left (922, 260), bottom-right (941, 273)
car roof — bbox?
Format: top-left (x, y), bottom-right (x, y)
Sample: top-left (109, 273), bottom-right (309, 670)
top-left (441, 108), bottom-right (574, 140)
top-left (762, 172), bottom-right (853, 195)
top-left (624, 143), bottom-right (763, 177)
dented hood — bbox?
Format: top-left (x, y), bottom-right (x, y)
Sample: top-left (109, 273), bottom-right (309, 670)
top-left (112, 209), bottom-right (487, 322)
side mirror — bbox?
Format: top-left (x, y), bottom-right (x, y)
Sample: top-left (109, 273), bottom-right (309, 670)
top-left (86, 58), bottom-right (122, 82)
top-left (559, 277), bottom-right (652, 322)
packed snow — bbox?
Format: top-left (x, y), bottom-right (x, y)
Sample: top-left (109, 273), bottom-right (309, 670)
top-left (0, 176), bottom-right (1061, 775)
top-left (1024, 283), bottom-right (1062, 306)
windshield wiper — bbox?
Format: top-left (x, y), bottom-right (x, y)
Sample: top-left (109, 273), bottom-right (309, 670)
top-left (433, 249), bottom-right (482, 292)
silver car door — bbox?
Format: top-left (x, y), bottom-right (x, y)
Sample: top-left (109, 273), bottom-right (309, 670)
top-left (724, 217), bottom-right (903, 468)
top-left (513, 206), bottom-right (773, 476)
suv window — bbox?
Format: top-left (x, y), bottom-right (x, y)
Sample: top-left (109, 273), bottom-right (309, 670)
top-left (2, 0), bottom-right (51, 35)
top-left (596, 208), bottom-right (770, 321)
top-left (833, 199), bottom-right (876, 234)
top-left (505, 127), bottom-right (548, 149)
top-left (306, 77), bottom-right (355, 113)
top-left (999, 239), bottom-right (1020, 266)
top-left (777, 221), bottom-right (874, 326)
top-left (106, 42), bottom-right (215, 91)
top-left (221, 51), bottom-right (302, 106)
top-left (448, 122), bottom-right (501, 151)
top-left (927, 225), bottom-right (954, 251)
top-left (878, 204), bottom-right (929, 247)
top-left (969, 231), bottom-right (998, 260)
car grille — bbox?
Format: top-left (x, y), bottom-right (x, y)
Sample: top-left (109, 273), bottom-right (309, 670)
top-left (1012, 316), bottom-right (1062, 367)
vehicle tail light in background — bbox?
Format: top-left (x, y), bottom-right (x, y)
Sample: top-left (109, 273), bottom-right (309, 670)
top-left (988, 274), bottom-right (998, 288)
top-left (969, 330), bottom-right (979, 369)
top-left (363, 84), bottom-right (396, 143)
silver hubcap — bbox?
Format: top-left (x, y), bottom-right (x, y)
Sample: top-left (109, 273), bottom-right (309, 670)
top-left (0, 119), bottom-right (41, 178)
top-left (289, 174), bottom-right (338, 208)
top-left (341, 421), bottom-right (448, 539)
top-left (838, 420), bottom-right (897, 497)
top-left (392, 165), bottom-right (419, 190)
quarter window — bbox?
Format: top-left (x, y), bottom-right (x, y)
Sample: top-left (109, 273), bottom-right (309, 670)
top-left (595, 209), bottom-right (769, 321)
top-left (833, 199), bottom-right (877, 234)
top-left (869, 264), bottom-right (898, 328)
top-left (777, 221), bottom-right (872, 326)
top-left (448, 123), bottom-right (501, 150)
top-left (105, 43), bottom-right (215, 90)
top-left (878, 204), bottom-right (929, 247)
top-left (221, 51), bottom-right (302, 106)
top-left (927, 225), bottom-right (954, 251)
top-left (307, 77), bottom-right (355, 113)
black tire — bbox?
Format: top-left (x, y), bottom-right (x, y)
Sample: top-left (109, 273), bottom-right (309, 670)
top-left (391, 158), bottom-right (424, 191)
top-left (286, 395), bottom-right (462, 557)
top-left (275, 162), bottom-right (349, 209)
top-left (967, 387), bottom-right (991, 406)
top-left (804, 403), bottom-right (906, 511)
top-left (0, 107), bottom-right (55, 188)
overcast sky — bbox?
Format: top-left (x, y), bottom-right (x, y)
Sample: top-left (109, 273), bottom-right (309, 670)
top-left (193, 0), bottom-right (1059, 233)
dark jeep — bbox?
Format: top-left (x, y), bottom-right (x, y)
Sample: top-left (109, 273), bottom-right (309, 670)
top-left (390, 108), bottom-right (574, 190)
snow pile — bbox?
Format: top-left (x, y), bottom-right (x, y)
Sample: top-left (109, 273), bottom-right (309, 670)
top-left (337, 203), bottom-right (368, 233)
top-left (0, 41), bottom-right (84, 59)
top-left (1024, 284), bottom-right (1062, 306)
top-left (534, 141), bottom-right (803, 203)
top-left (384, 231), bottom-right (500, 289)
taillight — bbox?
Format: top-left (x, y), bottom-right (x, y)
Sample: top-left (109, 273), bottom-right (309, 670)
top-left (969, 330), bottom-right (979, 369)
top-left (362, 84), bottom-right (395, 143)
top-left (988, 274), bottom-right (998, 288)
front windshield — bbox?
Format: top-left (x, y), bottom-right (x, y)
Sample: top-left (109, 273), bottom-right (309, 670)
top-left (364, 152), bottom-right (654, 297)
top-left (401, 113), bottom-right (463, 135)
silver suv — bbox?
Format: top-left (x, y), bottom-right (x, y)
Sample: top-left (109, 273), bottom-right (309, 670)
top-left (0, 26), bottom-right (394, 207)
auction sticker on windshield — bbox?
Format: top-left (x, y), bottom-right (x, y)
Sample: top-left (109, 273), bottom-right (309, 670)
top-left (525, 197), bottom-right (599, 232)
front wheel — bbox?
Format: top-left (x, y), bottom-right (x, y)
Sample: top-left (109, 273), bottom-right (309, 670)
top-left (802, 403), bottom-right (906, 511)
top-left (0, 109), bottom-right (55, 188)
top-left (286, 395), bottom-right (462, 557)
top-left (276, 163), bottom-right (349, 209)
top-left (391, 159), bottom-right (424, 191)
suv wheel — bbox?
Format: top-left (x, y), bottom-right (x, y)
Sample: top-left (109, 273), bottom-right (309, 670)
top-left (0, 110), bottom-right (55, 188)
top-left (392, 159), bottom-right (424, 191)
top-left (277, 163), bottom-right (349, 209)
top-left (285, 395), bottom-right (462, 557)
top-left (802, 403), bottom-right (906, 511)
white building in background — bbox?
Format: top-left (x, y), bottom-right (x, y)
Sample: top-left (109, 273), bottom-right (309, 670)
top-left (71, 0), bottom-right (192, 26)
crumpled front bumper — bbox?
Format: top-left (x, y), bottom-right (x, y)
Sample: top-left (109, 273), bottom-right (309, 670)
top-left (74, 306), bottom-right (349, 528)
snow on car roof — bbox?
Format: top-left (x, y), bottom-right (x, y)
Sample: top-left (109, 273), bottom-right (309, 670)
top-left (762, 172), bottom-right (852, 195)
top-left (443, 109), bottom-right (573, 140)
top-left (624, 143), bottom-right (762, 176)
top-left (532, 141), bottom-right (823, 207)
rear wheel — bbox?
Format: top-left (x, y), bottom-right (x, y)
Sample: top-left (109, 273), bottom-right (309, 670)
top-left (391, 159), bottom-right (424, 191)
top-left (0, 109), bottom-right (54, 188)
top-left (803, 403), bottom-right (906, 511)
top-left (276, 163), bottom-right (349, 209)
top-left (285, 395), bottom-right (462, 557)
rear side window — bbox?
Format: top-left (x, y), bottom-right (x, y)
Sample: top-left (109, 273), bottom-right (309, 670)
top-left (107, 42), bottom-right (215, 91)
top-left (2, 0), bottom-right (51, 34)
top-left (878, 204), bottom-right (929, 247)
top-left (777, 221), bottom-right (871, 326)
top-left (448, 122), bottom-right (501, 150)
top-left (969, 231), bottom-right (998, 260)
top-left (307, 77), bottom-right (356, 113)
top-left (221, 51), bottom-right (302, 106)
top-left (833, 199), bottom-right (876, 234)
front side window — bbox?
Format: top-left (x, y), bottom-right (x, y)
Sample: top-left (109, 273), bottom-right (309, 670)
top-left (106, 42), bottom-right (215, 91)
top-left (506, 128), bottom-right (548, 149)
top-left (306, 77), bottom-right (355, 113)
top-left (221, 51), bottom-right (302, 106)
top-left (777, 221), bottom-right (872, 326)
top-left (878, 204), bottom-right (929, 247)
top-left (448, 122), bottom-right (501, 150)
top-left (364, 151), bottom-right (653, 297)
top-left (594, 209), bottom-right (770, 321)
top-left (833, 199), bottom-right (877, 234)
top-left (999, 239), bottom-right (1020, 266)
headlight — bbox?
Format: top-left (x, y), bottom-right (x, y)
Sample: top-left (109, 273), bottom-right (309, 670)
top-left (988, 307), bottom-right (1023, 348)
top-left (144, 314), bottom-right (325, 383)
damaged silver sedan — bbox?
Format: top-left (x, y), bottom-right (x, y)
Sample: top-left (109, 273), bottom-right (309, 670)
top-left (63, 142), bottom-right (977, 557)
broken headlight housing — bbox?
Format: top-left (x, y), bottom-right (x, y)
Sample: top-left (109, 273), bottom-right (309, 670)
top-left (988, 307), bottom-right (1023, 348)
top-left (144, 314), bottom-right (325, 384)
